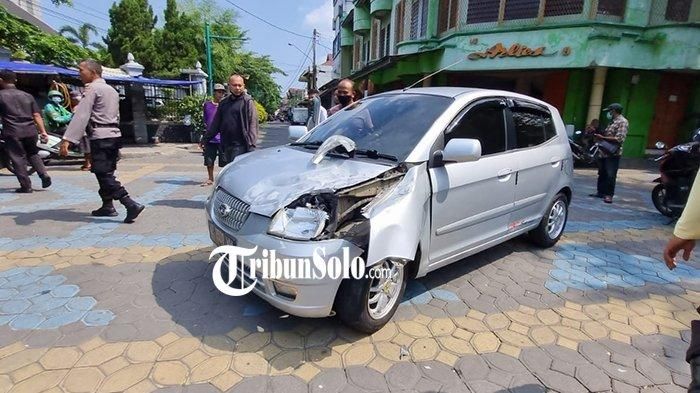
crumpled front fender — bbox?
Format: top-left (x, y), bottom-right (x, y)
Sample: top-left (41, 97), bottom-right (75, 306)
top-left (362, 163), bottom-right (431, 267)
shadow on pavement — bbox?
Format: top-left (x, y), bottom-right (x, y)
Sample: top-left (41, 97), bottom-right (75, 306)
top-left (151, 199), bottom-right (205, 210)
top-left (0, 208), bottom-right (116, 225)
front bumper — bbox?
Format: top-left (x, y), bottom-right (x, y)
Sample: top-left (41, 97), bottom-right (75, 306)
top-left (206, 196), bottom-right (364, 318)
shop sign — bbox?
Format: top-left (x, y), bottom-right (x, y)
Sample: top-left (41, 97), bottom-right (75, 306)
top-left (468, 42), bottom-right (571, 60)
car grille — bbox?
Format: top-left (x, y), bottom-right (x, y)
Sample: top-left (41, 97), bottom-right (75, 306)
top-left (213, 188), bottom-right (250, 232)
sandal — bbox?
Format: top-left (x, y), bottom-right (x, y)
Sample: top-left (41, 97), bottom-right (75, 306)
top-left (200, 180), bottom-right (213, 187)
top-left (80, 165), bottom-right (91, 171)
top-left (603, 196), bottom-right (613, 204)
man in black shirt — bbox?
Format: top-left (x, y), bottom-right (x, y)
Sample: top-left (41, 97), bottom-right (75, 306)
top-left (200, 74), bottom-right (259, 166)
top-left (0, 69), bottom-right (51, 193)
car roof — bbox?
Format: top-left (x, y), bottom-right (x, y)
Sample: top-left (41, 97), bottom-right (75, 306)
top-left (373, 87), bottom-right (554, 109)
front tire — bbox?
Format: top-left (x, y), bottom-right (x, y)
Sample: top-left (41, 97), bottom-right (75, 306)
top-left (528, 193), bottom-right (569, 248)
top-left (652, 184), bottom-right (675, 217)
top-left (335, 258), bottom-right (408, 333)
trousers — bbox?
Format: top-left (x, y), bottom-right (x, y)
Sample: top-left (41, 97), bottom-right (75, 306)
top-left (4, 134), bottom-right (48, 190)
top-left (596, 155), bottom-right (621, 197)
top-left (90, 138), bottom-right (128, 201)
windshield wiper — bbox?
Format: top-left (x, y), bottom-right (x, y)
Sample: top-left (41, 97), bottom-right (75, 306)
top-left (289, 141), bottom-right (323, 149)
top-left (353, 149), bottom-right (398, 162)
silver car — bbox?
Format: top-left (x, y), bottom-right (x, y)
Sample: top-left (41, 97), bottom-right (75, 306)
top-left (206, 87), bottom-right (573, 332)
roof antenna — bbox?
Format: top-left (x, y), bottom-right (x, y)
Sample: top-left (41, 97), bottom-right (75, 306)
top-left (403, 56), bottom-right (468, 91)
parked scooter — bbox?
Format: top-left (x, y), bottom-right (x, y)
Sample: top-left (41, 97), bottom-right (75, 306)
top-left (569, 129), bottom-right (598, 166)
top-left (0, 128), bottom-right (80, 174)
top-left (651, 129), bottom-right (700, 217)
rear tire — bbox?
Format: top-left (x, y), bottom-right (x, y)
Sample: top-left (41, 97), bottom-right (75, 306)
top-left (528, 193), bottom-right (569, 248)
top-left (335, 258), bottom-right (408, 333)
top-left (652, 184), bottom-right (675, 217)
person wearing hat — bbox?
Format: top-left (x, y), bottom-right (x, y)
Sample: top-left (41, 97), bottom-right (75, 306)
top-left (43, 89), bottom-right (73, 135)
top-left (199, 83), bottom-right (227, 186)
top-left (590, 103), bottom-right (628, 203)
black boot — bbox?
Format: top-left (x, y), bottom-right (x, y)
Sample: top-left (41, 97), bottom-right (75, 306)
top-left (120, 196), bottom-right (145, 223)
top-left (41, 175), bottom-right (51, 189)
top-left (92, 199), bottom-right (118, 217)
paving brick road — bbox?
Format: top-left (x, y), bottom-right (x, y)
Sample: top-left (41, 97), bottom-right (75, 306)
top-left (0, 122), bottom-right (698, 392)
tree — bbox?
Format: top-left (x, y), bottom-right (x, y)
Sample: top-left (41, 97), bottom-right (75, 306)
top-left (104, 0), bottom-right (159, 70)
top-left (154, 0), bottom-right (201, 73)
top-left (0, 5), bottom-right (90, 65)
top-left (59, 24), bottom-right (105, 51)
top-left (179, 0), bottom-right (282, 113)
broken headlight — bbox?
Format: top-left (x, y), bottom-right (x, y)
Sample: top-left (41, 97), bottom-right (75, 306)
top-left (268, 207), bottom-right (329, 240)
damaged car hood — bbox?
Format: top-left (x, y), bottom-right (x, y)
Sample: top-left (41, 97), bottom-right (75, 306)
top-left (217, 146), bottom-right (396, 216)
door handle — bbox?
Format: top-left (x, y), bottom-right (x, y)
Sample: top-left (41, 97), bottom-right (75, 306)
top-left (550, 156), bottom-right (562, 167)
top-left (497, 168), bottom-right (513, 181)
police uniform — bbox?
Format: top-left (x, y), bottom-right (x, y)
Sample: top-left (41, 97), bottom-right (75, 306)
top-left (63, 78), bottom-right (144, 223)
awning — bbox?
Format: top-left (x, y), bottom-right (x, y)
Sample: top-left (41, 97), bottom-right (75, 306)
top-left (0, 61), bottom-right (200, 87)
top-left (0, 61), bottom-right (77, 76)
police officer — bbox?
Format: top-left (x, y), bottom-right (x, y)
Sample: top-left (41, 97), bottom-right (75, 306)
top-left (60, 59), bottom-right (145, 223)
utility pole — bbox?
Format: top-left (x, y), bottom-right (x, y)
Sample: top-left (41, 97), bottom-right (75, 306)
top-left (311, 28), bottom-right (318, 91)
top-left (205, 23), bottom-right (214, 95)
top-left (203, 22), bottom-right (244, 95)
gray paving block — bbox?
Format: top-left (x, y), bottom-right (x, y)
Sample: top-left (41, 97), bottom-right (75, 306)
top-left (270, 375), bottom-right (308, 393)
top-left (574, 364), bottom-right (611, 392)
top-left (310, 369), bottom-right (348, 393)
top-left (346, 366), bottom-right (389, 392)
top-left (386, 362), bottom-right (421, 391)
top-left (456, 354), bottom-right (490, 382)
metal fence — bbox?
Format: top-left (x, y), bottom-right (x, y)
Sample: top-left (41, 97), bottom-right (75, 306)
top-left (143, 84), bottom-right (189, 121)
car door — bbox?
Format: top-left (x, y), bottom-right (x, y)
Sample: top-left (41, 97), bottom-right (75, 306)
top-left (428, 98), bottom-right (516, 267)
top-left (507, 100), bottom-right (563, 231)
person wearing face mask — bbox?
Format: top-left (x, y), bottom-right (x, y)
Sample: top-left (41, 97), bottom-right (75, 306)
top-left (200, 74), bottom-right (259, 166)
top-left (590, 103), bottom-right (628, 204)
top-left (329, 79), bottom-right (355, 116)
top-left (43, 90), bottom-right (73, 135)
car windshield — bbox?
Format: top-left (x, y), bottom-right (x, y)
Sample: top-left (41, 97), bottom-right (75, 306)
top-left (295, 94), bottom-right (453, 162)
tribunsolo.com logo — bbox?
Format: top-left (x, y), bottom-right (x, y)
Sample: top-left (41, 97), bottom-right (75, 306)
top-left (209, 245), bottom-right (390, 297)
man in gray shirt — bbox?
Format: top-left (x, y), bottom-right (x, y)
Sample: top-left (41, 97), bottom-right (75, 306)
top-left (0, 69), bottom-right (51, 193)
top-left (60, 59), bottom-right (144, 223)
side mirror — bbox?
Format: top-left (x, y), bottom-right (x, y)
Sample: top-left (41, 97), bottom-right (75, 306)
top-left (442, 138), bottom-right (482, 163)
top-left (655, 141), bottom-right (666, 150)
top-left (288, 125), bottom-right (308, 142)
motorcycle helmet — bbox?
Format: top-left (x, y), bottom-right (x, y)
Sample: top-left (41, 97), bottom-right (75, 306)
top-left (48, 90), bottom-right (64, 104)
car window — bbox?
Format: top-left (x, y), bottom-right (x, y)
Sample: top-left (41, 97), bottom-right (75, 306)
top-left (299, 94), bottom-right (453, 162)
top-left (512, 106), bottom-right (557, 149)
top-left (446, 101), bottom-right (507, 156)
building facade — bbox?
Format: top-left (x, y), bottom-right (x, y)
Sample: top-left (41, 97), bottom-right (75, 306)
top-left (334, 0), bottom-right (700, 157)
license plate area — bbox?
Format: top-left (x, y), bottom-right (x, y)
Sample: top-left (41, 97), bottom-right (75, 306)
top-left (209, 223), bottom-right (237, 246)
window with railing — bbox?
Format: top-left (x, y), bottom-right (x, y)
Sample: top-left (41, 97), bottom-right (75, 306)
top-left (409, 0), bottom-right (430, 39)
top-left (650, 0), bottom-right (695, 24)
top-left (438, 0), bottom-right (460, 33)
top-left (544, 0), bottom-right (584, 17)
top-left (466, 0), bottom-right (500, 24)
top-left (394, 0), bottom-right (405, 50)
top-left (437, 0), bottom-right (627, 34)
top-left (596, 0), bottom-right (626, 19)
top-left (504, 0), bottom-right (539, 20)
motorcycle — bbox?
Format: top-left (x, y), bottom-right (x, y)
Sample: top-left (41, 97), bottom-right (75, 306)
top-left (569, 129), bottom-right (598, 166)
top-left (651, 131), bottom-right (700, 217)
top-left (0, 130), bottom-right (82, 175)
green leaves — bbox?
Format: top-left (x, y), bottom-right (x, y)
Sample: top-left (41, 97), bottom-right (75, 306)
top-left (0, 5), bottom-right (90, 65)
